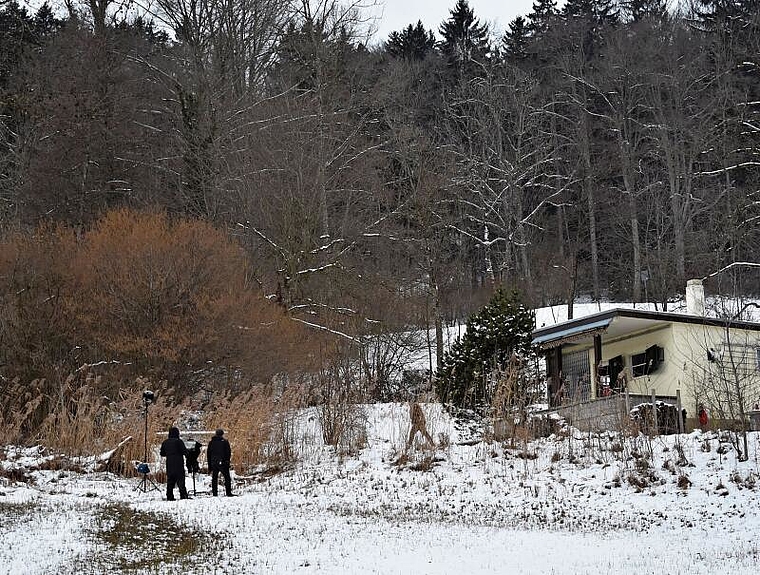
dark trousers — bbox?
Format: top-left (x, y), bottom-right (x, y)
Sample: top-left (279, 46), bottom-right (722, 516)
top-left (211, 464), bottom-right (232, 496)
top-left (167, 472), bottom-right (189, 500)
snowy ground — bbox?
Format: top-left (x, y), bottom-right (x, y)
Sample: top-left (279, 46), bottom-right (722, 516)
top-left (2, 403), bottom-right (760, 574)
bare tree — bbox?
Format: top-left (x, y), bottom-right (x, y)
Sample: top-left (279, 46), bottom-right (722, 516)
top-left (645, 19), bottom-right (727, 283)
top-left (443, 61), bottom-right (568, 287)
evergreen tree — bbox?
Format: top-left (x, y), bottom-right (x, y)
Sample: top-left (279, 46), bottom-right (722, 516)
top-left (0, 1), bottom-right (35, 86)
top-left (386, 20), bottom-right (436, 60)
top-left (501, 16), bottom-right (529, 62)
top-left (528, 0), bottom-right (558, 36)
top-left (560, 0), bottom-right (619, 61)
top-left (621, 0), bottom-right (668, 23)
top-left (32, 3), bottom-right (61, 40)
top-left (438, 0), bottom-right (490, 74)
top-left (436, 289), bottom-right (536, 413)
top-left (562, 0), bottom-right (619, 26)
top-left (694, 0), bottom-right (760, 44)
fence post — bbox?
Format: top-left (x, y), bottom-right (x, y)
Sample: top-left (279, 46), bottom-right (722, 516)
top-left (676, 389), bottom-right (683, 434)
top-left (651, 389), bottom-right (658, 434)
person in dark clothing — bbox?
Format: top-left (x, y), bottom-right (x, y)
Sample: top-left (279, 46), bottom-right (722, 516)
top-left (207, 428), bottom-right (233, 496)
top-left (160, 427), bottom-right (189, 500)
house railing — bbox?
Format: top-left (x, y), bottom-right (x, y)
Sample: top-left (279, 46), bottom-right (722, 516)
top-left (538, 393), bottom-right (679, 432)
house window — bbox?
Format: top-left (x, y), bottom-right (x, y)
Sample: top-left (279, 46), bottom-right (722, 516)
top-left (756, 348), bottom-right (760, 371)
top-left (631, 345), bottom-right (664, 377)
top-left (631, 352), bottom-right (648, 377)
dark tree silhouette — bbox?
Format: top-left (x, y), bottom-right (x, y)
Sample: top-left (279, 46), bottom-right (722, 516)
top-left (386, 20), bottom-right (435, 60)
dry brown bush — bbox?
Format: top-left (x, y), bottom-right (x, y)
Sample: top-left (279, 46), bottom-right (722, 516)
top-left (0, 209), bottom-right (329, 444)
top-left (0, 209), bottom-right (342, 454)
top-left (1, 209), bottom-right (321, 390)
top-left (69, 209), bottom-right (319, 392)
top-left (0, 224), bottom-right (76, 382)
top-left (490, 355), bottom-right (535, 447)
top-left (312, 356), bottom-right (368, 455)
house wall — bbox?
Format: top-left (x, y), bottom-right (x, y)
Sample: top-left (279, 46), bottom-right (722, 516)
top-left (671, 323), bottom-right (760, 420)
top-left (594, 324), bottom-right (677, 400)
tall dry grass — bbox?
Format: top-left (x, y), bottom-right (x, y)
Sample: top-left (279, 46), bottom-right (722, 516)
top-left (0, 371), bottom-right (185, 474)
top-left (203, 384), bottom-right (309, 474)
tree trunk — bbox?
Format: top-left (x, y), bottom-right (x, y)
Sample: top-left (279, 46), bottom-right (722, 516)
top-left (581, 115), bottom-right (600, 301)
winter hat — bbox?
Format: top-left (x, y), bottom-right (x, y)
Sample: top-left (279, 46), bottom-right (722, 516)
top-left (168, 427), bottom-right (180, 438)
top-left (215, 429), bottom-right (224, 437)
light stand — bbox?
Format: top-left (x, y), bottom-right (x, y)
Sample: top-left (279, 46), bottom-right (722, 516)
top-left (135, 390), bottom-right (159, 493)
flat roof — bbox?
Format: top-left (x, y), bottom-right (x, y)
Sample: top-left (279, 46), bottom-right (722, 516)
top-left (533, 318), bottom-right (612, 347)
top-left (532, 307), bottom-right (760, 347)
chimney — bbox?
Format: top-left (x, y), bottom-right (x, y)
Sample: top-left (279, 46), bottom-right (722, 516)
top-left (686, 279), bottom-right (705, 316)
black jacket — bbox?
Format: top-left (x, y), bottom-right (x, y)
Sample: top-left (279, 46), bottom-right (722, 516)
top-left (207, 435), bottom-right (231, 469)
top-left (160, 427), bottom-right (187, 476)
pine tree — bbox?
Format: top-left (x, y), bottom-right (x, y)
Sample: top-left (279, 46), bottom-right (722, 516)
top-left (501, 16), bottom-right (529, 62)
top-left (561, 0), bottom-right (619, 60)
top-left (32, 3), bottom-right (61, 40)
top-left (0, 1), bottom-right (35, 87)
top-left (562, 0), bottom-right (619, 26)
top-left (436, 289), bottom-right (536, 413)
top-left (621, 0), bottom-right (668, 23)
top-left (695, 0), bottom-right (760, 42)
top-left (438, 0), bottom-right (490, 73)
top-left (528, 0), bottom-right (558, 36)
top-left (386, 21), bottom-right (436, 60)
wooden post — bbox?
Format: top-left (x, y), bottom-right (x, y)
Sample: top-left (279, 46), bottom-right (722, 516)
top-left (651, 388), bottom-right (658, 435)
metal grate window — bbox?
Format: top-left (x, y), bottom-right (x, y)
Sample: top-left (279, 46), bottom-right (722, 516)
top-left (561, 349), bottom-right (591, 404)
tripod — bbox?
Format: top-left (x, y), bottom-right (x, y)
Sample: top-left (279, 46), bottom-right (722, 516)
top-left (185, 441), bottom-right (202, 496)
top-left (135, 395), bottom-right (159, 493)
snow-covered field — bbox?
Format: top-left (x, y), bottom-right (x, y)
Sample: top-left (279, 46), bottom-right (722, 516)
top-left (3, 299), bottom-right (759, 574)
top-left (2, 402), bottom-right (760, 574)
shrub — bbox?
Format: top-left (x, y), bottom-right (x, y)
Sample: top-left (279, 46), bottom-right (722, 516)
top-left (436, 288), bottom-right (536, 413)
top-left (70, 209), bottom-right (316, 391)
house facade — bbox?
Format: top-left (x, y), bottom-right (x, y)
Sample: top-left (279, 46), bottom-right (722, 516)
top-left (532, 281), bottom-right (760, 428)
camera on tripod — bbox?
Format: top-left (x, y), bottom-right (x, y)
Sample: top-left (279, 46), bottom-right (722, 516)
top-left (135, 389), bottom-right (159, 493)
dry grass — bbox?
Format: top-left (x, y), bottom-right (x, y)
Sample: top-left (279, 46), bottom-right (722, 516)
top-left (0, 369), bottom-right (319, 478)
top-left (203, 384), bottom-right (308, 474)
top-left (0, 372), bottom-right (185, 474)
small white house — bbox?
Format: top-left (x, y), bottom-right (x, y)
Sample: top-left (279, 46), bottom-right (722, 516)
top-left (532, 280), bottom-right (760, 429)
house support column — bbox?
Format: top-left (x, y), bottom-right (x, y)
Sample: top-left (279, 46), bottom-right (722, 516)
top-left (548, 346), bottom-right (563, 407)
top-left (593, 334), bottom-right (602, 398)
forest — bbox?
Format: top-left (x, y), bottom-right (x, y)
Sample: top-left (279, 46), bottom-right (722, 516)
top-left (0, 0), bottom-right (758, 424)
